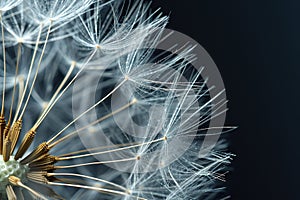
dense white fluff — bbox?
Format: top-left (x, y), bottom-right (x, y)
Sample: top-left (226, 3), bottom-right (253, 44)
top-left (59, 0), bottom-right (167, 71)
top-left (0, 0), bottom-right (22, 12)
top-left (23, 0), bottom-right (96, 25)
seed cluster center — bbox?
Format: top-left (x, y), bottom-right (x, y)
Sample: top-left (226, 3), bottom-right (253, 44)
top-left (0, 156), bottom-right (27, 194)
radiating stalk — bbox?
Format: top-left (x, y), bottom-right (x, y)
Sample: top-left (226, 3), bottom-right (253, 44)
top-left (13, 23), bottom-right (44, 124)
top-left (49, 97), bottom-right (135, 148)
top-left (0, 11), bottom-right (7, 116)
top-left (47, 78), bottom-right (128, 145)
top-left (18, 21), bottom-right (53, 120)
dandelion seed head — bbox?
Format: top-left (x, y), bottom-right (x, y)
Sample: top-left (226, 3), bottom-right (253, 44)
top-left (0, 0), bottom-right (232, 199)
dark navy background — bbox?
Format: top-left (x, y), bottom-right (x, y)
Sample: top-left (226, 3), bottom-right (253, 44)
top-left (151, 1), bottom-right (299, 199)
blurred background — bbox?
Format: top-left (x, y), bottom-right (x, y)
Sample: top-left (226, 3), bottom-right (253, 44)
top-left (151, 0), bottom-right (299, 199)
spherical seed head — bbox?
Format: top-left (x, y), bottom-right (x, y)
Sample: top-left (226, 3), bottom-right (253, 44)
top-left (0, 156), bottom-right (28, 195)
